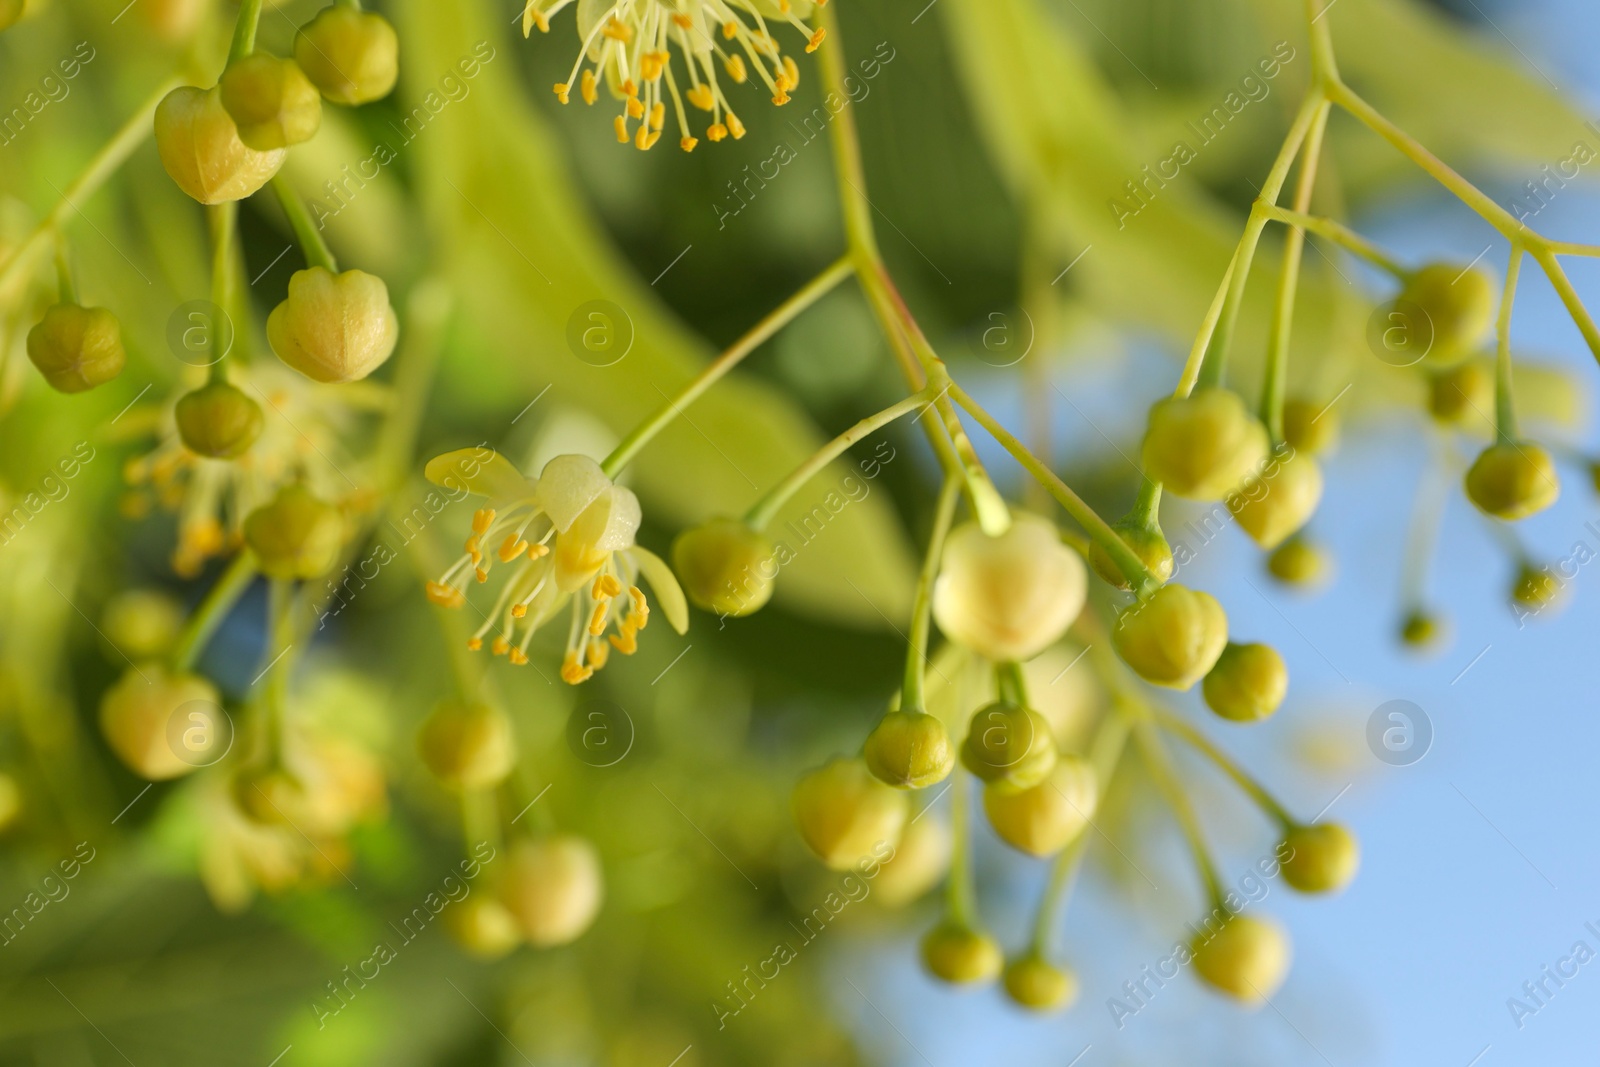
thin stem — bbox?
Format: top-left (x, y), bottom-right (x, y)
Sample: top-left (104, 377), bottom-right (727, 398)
top-left (1130, 716), bottom-right (1226, 910)
top-left (945, 770), bottom-right (978, 926)
top-left (946, 383), bottom-right (1159, 595)
top-left (1529, 245), bottom-right (1600, 368)
top-left (271, 175), bottom-right (339, 273)
top-left (744, 387), bottom-right (934, 530)
top-left (901, 477), bottom-right (960, 713)
top-left (0, 77), bottom-right (180, 304)
top-left (602, 256), bottom-right (852, 478)
top-left (207, 202), bottom-right (239, 381)
top-left (1150, 709), bottom-right (1296, 829)
top-left (53, 242), bottom-right (78, 306)
top-left (1261, 102), bottom-right (1330, 443)
top-left (1304, 0), bottom-right (1339, 80)
top-left (1129, 477), bottom-right (1163, 527)
top-left (1400, 433), bottom-right (1451, 609)
top-left (263, 578), bottom-right (295, 764)
top-left (1495, 247), bottom-right (1523, 442)
top-left (1260, 205), bottom-right (1410, 279)
top-left (229, 0), bottom-right (264, 64)
top-left (1199, 89), bottom-right (1327, 388)
top-left (170, 552), bottom-right (259, 673)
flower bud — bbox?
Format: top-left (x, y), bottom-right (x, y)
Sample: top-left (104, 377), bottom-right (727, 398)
top-left (1088, 515), bottom-right (1174, 591)
top-left (175, 380), bottom-right (264, 458)
top-left (26, 304), bottom-right (126, 393)
top-left (417, 700), bottom-right (516, 790)
top-left (219, 53), bottom-right (323, 150)
top-left (99, 665), bottom-right (221, 780)
top-left (154, 85), bottom-right (286, 204)
top-left (1511, 564), bottom-right (1563, 613)
top-left (1465, 441), bottom-right (1559, 520)
top-left (1228, 451), bottom-right (1323, 550)
top-left (243, 483), bottom-right (344, 580)
top-left (445, 893), bottom-right (522, 959)
top-left (920, 922), bottom-right (1002, 985)
top-left (931, 513), bottom-right (1086, 663)
top-left (671, 517), bottom-right (775, 617)
top-left (502, 835), bottom-right (604, 947)
top-left (1003, 955), bottom-right (1078, 1013)
top-left (0, 773), bottom-right (22, 833)
top-left (864, 711), bottom-right (954, 790)
top-left (1201, 642), bottom-right (1288, 723)
top-left (295, 6), bottom-right (399, 105)
top-left (1428, 360), bottom-right (1493, 425)
top-left (1141, 388), bottom-right (1269, 500)
top-left (1191, 914), bottom-right (1291, 1003)
top-left (982, 754), bottom-right (1097, 857)
top-left (267, 266), bottom-right (399, 383)
top-left (1281, 397), bottom-right (1338, 455)
top-left (1266, 536), bottom-right (1329, 589)
top-left (791, 757), bottom-right (908, 869)
top-left (1278, 822), bottom-right (1359, 894)
top-left (960, 702), bottom-right (1056, 791)
top-left (1112, 584), bottom-right (1228, 690)
top-left (872, 815), bottom-right (950, 907)
top-left (101, 589), bottom-right (185, 661)
top-left (1399, 609), bottom-right (1446, 651)
top-left (140, 0), bottom-right (208, 41)
top-left (1398, 262), bottom-right (1495, 367)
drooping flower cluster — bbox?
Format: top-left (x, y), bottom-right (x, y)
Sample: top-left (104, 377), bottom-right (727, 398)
top-left (522, 0), bottom-right (827, 151)
top-left (423, 448), bottom-right (686, 683)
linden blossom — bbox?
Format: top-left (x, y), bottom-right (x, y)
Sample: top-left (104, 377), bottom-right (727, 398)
top-left (1107, 41), bottom-right (1297, 231)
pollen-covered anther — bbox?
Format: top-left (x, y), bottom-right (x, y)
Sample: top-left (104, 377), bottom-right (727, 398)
top-left (500, 535), bottom-right (529, 562)
top-left (511, 603), bottom-right (528, 619)
top-left (472, 508), bottom-right (495, 534)
top-left (722, 20), bottom-right (738, 38)
top-left (561, 652), bottom-right (594, 685)
top-left (466, 636), bottom-right (483, 651)
top-left (475, 567), bottom-right (489, 583)
top-left (509, 648), bottom-right (529, 665)
top-left (681, 136), bottom-right (699, 151)
top-left (626, 96), bottom-right (645, 120)
top-left (672, 13), bottom-right (692, 28)
top-left (650, 102), bottom-right (665, 130)
top-left (553, 82), bottom-right (571, 104)
top-left (426, 581), bottom-right (465, 608)
top-left (726, 113), bottom-right (746, 138)
top-left (528, 542), bottom-right (551, 559)
top-left (622, 79), bottom-right (638, 97)
top-left (588, 602), bottom-right (609, 637)
top-left (783, 56), bottom-right (799, 88)
top-left (614, 115), bottom-right (630, 142)
top-left (725, 55), bottom-right (748, 83)
top-left (581, 69), bottom-right (597, 104)
top-left (687, 85), bottom-right (713, 111)
top-left (609, 626), bottom-right (638, 655)
top-left (491, 636), bottom-right (511, 656)
top-left (603, 16), bottom-right (632, 42)
top-left (588, 639), bottom-right (610, 670)
top-left (806, 28), bottom-right (826, 52)
top-left (641, 52), bottom-right (666, 81)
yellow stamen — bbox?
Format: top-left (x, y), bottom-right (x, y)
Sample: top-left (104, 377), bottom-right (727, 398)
top-left (554, 82), bottom-right (570, 104)
top-left (467, 637), bottom-right (483, 651)
top-left (492, 636), bottom-right (511, 656)
top-left (588, 602), bottom-right (609, 636)
top-left (708, 122), bottom-right (728, 141)
top-left (500, 535), bottom-right (529, 562)
top-left (686, 85), bottom-right (713, 110)
top-left (528, 542), bottom-right (551, 559)
top-left (681, 136), bottom-right (698, 151)
top-left (722, 20), bottom-right (738, 38)
top-left (672, 13), bottom-right (691, 28)
top-left (650, 101), bottom-right (665, 130)
top-left (511, 603), bottom-right (528, 619)
top-left (581, 69), bottom-right (598, 104)
top-left (588, 638), bottom-right (611, 670)
top-left (426, 581), bottom-right (465, 608)
top-left (561, 652), bottom-right (594, 684)
top-left (603, 16), bottom-right (632, 42)
top-left (472, 508), bottom-right (495, 534)
top-left (615, 115), bottom-right (630, 142)
top-left (475, 567), bottom-right (489, 583)
top-left (806, 28), bottom-right (826, 52)
top-left (725, 55), bottom-right (747, 83)
top-left (627, 96), bottom-right (645, 120)
top-left (509, 648), bottom-right (528, 665)
top-left (594, 574), bottom-right (623, 599)
top-left (726, 112), bottom-right (746, 139)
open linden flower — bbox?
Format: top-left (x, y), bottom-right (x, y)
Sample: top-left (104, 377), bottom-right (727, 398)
top-left (423, 449), bottom-right (687, 683)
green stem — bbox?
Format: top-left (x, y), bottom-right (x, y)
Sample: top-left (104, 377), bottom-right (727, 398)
top-left (0, 77), bottom-right (180, 304)
top-left (1529, 246), bottom-right (1600, 368)
top-left (1304, 0), bottom-right (1339, 80)
top-left (207, 202), bottom-right (239, 381)
top-left (945, 770), bottom-right (977, 926)
top-left (900, 477), bottom-right (960, 714)
top-left (1495, 247), bottom-right (1523, 443)
top-left (271, 175), bottom-right (339, 273)
top-left (170, 552), bottom-right (259, 673)
top-left (1261, 102), bottom-right (1330, 443)
top-left (1129, 477), bottom-right (1163, 527)
top-left (946, 382), bottom-right (1159, 596)
top-left (601, 256), bottom-right (852, 478)
top-left (744, 387), bottom-right (933, 530)
top-left (263, 578), bottom-right (295, 764)
top-left (53, 242), bottom-right (78, 305)
top-left (229, 0), bottom-right (264, 64)
top-left (1260, 205), bottom-right (1409, 279)
top-left (1150, 708), bottom-right (1296, 829)
top-left (1129, 715), bottom-right (1226, 910)
top-left (1400, 434), bottom-right (1450, 609)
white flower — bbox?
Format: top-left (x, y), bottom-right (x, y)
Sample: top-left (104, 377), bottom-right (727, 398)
top-left (424, 449), bottom-right (687, 684)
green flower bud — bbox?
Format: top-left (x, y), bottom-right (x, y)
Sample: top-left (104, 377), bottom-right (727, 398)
top-left (982, 754), bottom-right (1097, 857)
top-left (1003, 955), bottom-right (1079, 1013)
top-left (175, 380), bottom-right (264, 458)
top-left (295, 6), bottom-right (399, 106)
top-left (1465, 441), bottom-right (1559, 520)
top-left (1088, 514), bottom-right (1174, 591)
top-left (1397, 262), bottom-right (1495, 367)
top-left (501, 835), bottom-right (604, 947)
top-left (140, 0), bottom-right (207, 41)
top-left (864, 711), bottom-right (954, 790)
top-left (1399, 609), bottom-right (1446, 651)
top-left (932, 513), bottom-right (1086, 663)
top-left (1201, 642), bottom-right (1288, 723)
top-left (417, 700), bottom-right (516, 790)
top-left (26, 303), bottom-right (126, 393)
top-left (1511, 564), bottom-right (1563, 612)
top-left (872, 815), bottom-right (950, 907)
top-left (243, 483), bottom-right (344, 580)
top-left (792, 757), bottom-right (908, 869)
top-left (920, 922), bottom-right (1002, 986)
top-left (1278, 822), bottom-right (1359, 894)
top-left (101, 589), bottom-right (185, 661)
top-left (219, 53), bottom-right (323, 151)
top-left (1141, 388), bottom-right (1270, 501)
top-left (1281, 397), bottom-right (1338, 456)
top-left (0, 773), bottom-right (22, 834)
top-left (1191, 914), bottom-right (1291, 1003)
top-left (960, 702), bottom-right (1057, 791)
top-left (267, 266), bottom-right (399, 383)
top-left (445, 893), bottom-right (522, 959)
top-left (99, 664), bottom-right (220, 780)
top-left (671, 517), bottom-right (775, 617)
top-left (1428, 359), bottom-right (1493, 424)
top-left (1228, 451), bottom-right (1323, 550)
top-left (1112, 583), bottom-right (1228, 690)
top-left (1266, 536), bottom-right (1330, 589)
top-left (154, 85), bottom-right (286, 204)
